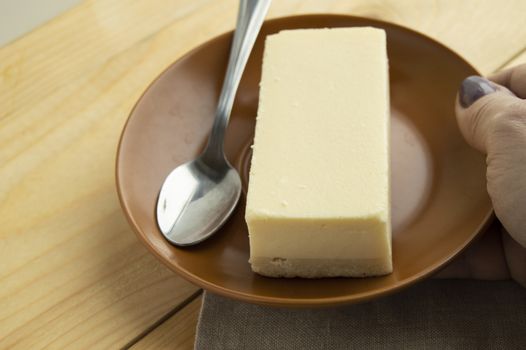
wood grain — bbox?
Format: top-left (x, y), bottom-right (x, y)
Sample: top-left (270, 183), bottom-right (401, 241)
top-left (500, 49), bottom-right (526, 70)
top-left (131, 296), bottom-right (203, 350)
top-left (1, 0), bottom-right (525, 348)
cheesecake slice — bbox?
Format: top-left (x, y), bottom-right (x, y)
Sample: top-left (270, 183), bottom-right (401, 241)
top-left (245, 27), bottom-right (392, 278)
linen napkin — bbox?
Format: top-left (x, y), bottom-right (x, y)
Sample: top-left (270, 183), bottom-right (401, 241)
top-left (196, 280), bottom-right (526, 349)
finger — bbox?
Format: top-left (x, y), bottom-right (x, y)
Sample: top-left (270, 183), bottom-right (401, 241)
top-left (435, 220), bottom-right (510, 280)
top-left (502, 228), bottom-right (526, 288)
top-left (489, 63), bottom-right (526, 99)
top-left (455, 76), bottom-right (524, 153)
top-left (484, 100), bottom-right (526, 247)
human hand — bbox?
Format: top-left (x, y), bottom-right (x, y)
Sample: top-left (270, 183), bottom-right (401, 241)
top-left (435, 64), bottom-right (526, 286)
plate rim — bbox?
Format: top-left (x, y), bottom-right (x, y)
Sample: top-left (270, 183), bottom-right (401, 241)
top-left (115, 13), bottom-right (493, 307)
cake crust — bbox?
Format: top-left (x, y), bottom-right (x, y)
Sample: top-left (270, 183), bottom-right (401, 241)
top-left (250, 257), bottom-right (393, 278)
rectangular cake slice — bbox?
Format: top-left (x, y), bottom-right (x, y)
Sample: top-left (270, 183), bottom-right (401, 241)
top-left (245, 27), bottom-right (391, 278)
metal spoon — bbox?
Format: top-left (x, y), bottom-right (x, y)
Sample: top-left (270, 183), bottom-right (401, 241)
top-left (156, 0), bottom-right (271, 246)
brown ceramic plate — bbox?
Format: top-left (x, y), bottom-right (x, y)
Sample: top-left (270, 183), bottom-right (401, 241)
top-left (116, 15), bottom-right (492, 307)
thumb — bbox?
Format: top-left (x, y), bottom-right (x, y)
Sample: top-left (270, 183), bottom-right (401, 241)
top-left (455, 76), bottom-right (522, 153)
top-left (456, 75), bottom-right (526, 247)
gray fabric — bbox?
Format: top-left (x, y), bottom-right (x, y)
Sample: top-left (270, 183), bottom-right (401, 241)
top-left (196, 280), bottom-right (526, 349)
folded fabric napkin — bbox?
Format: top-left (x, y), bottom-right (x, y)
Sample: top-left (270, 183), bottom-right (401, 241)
top-left (196, 280), bottom-right (526, 349)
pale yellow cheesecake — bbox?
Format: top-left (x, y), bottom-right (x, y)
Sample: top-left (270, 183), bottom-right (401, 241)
top-left (245, 27), bottom-right (391, 278)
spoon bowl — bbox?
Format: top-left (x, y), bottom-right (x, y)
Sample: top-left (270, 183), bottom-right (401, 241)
top-left (157, 158), bottom-right (241, 246)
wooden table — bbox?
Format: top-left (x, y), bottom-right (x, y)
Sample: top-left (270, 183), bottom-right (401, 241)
top-left (1, 1), bottom-right (525, 348)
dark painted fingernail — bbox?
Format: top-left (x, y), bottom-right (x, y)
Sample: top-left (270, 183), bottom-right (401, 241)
top-left (459, 76), bottom-right (496, 108)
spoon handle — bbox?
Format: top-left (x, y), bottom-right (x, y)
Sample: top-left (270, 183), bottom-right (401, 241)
top-left (202, 0), bottom-right (271, 163)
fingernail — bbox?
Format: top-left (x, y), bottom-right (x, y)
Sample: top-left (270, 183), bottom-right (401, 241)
top-left (459, 76), bottom-right (496, 108)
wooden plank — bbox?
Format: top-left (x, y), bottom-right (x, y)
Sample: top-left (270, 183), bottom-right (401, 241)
top-left (1, 0), bottom-right (525, 349)
top-left (499, 49), bottom-right (526, 70)
top-left (0, 0), bottom-right (232, 348)
top-left (0, 0), bottom-right (216, 117)
top-left (131, 296), bottom-right (203, 350)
